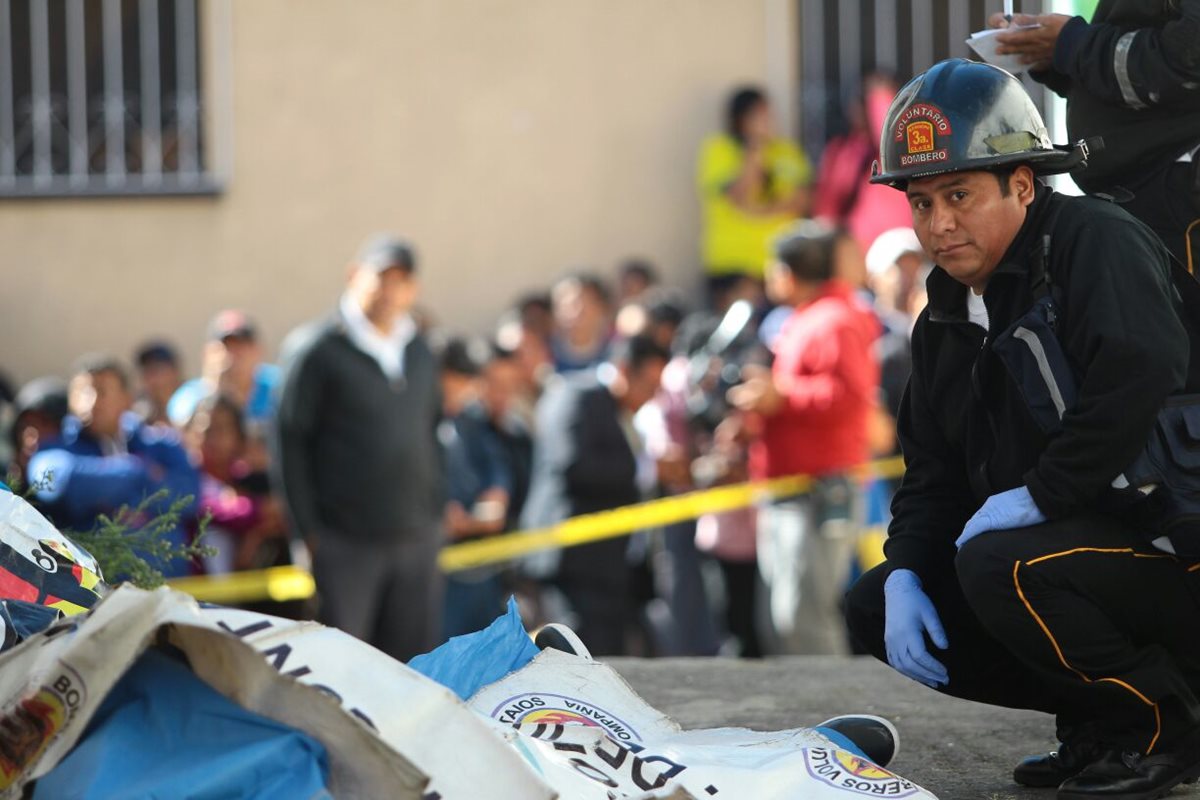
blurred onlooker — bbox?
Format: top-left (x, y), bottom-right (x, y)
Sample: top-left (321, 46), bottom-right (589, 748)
top-left (6, 377), bottom-right (68, 488)
top-left (516, 292), bottom-right (555, 345)
top-left (698, 86), bottom-right (812, 309)
top-left (634, 327), bottom-right (720, 657)
top-left (274, 234), bottom-right (443, 661)
top-left (439, 337), bottom-right (512, 638)
top-left (694, 418), bottom-right (762, 658)
top-left (522, 335), bottom-right (670, 655)
top-left (28, 356), bottom-right (199, 578)
top-left (495, 311), bottom-right (553, 406)
top-left (481, 346), bottom-right (536, 524)
top-left (0, 371), bottom-right (15, 473)
top-left (183, 394), bottom-right (287, 574)
top-left (133, 340), bottom-right (183, 427)
top-left (617, 258), bottom-right (660, 305)
top-left (865, 227), bottom-right (930, 325)
top-left (550, 273), bottom-right (614, 373)
top-left (615, 291), bottom-right (686, 355)
top-left (812, 74), bottom-right (913, 255)
top-left (168, 310), bottom-right (279, 436)
top-left (865, 227), bottom-right (930, 436)
top-left (729, 222), bottom-right (880, 655)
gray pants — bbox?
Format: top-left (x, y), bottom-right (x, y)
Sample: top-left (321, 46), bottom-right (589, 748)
top-left (757, 477), bottom-right (860, 655)
top-left (312, 533), bottom-right (444, 663)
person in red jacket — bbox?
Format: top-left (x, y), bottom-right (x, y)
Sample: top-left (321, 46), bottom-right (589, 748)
top-left (730, 221), bottom-right (880, 654)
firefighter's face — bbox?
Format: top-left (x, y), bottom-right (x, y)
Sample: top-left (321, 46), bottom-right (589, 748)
top-left (906, 167), bottom-right (1036, 292)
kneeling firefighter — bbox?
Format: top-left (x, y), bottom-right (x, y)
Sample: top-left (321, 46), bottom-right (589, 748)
top-left (845, 58), bottom-right (1200, 800)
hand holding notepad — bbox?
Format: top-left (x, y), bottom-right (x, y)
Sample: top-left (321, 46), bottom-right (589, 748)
top-left (966, 24), bottom-right (1043, 75)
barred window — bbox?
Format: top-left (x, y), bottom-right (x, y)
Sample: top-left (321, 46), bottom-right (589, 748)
top-left (0, 0), bottom-right (218, 197)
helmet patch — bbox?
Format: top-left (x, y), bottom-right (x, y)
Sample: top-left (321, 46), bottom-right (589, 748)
top-left (895, 103), bottom-right (952, 167)
top-left (906, 121), bottom-right (935, 154)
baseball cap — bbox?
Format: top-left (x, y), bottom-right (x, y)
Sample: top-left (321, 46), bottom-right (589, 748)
top-left (135, 340), bottom-right (180, 368)
top-left (356, 234), bottom-right (418, 274)
top-left (866, 228), bottom-right (925, 277)
top-left (207, 310), bottom-right (258, 343)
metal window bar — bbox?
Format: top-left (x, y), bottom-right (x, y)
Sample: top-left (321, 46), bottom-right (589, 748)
top-left (66, 0), bottom-right (86, 184)
top-left (875, 0), bottom-right (897, 73)
top-left (800, 0), bottom-right (827, 159)
top-left (0, 0), bottom-right (11, 187)
top-left (29, 0), bottom-right (50, 185)
top-left (140, 0), bottom-right (162, 183)
top-left (176, 0), bottom-right (199, 179)
top-left (102, 0), bottom-right (125, 184)
top-left (799, 0), bottom-right (1049, 161)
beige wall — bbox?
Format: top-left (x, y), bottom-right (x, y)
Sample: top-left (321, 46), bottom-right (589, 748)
top-left (1, 0), bottom-right (781, 385)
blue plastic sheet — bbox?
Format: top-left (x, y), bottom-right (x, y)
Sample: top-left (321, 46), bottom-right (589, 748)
top-left (34, 649), bottom-right (332, 800)
top-left (409, 595), bottom-right (541, 700)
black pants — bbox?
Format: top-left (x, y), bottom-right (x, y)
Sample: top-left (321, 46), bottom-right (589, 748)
top-left (718, 558), bottom-right (763, 658)
top-left (558, 538), bottom-right (631, 657)
top-left (846, 514), bottom-right (1200, 754)
top-left (312, 533), bottom-right (444, 662)
top-left (1118, 159), bottom-right (1200, 271)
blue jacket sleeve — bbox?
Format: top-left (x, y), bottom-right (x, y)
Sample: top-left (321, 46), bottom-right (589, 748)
top-left (28, 449), bottom-right (153, 524)
top-left (133, 429), bottom-right (200, 518)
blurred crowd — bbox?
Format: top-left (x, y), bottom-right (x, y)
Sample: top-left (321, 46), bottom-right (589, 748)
top-left (0, 78), bottom-right (935, 663)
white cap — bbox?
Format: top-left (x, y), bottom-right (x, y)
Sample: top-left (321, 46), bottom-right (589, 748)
top-left (866, 227), bottom-right (924, 276)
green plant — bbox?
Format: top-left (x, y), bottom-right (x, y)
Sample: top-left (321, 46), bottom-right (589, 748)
top-left (13, 470), bottom-right (215, 589)
top-left (67, 490), bottom-right (215, 589)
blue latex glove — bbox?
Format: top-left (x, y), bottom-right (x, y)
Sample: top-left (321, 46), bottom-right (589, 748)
top-left (957, 486), bottom-right (1047, 549)
top-left (884, 569), bottom-right (949, 688)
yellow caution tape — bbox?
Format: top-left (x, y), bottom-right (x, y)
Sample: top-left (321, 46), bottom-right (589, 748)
top-left (167, 564), bottom-right (316, 605)
top-left (167, 456), bottom-right (905, 602)
top-left (439, 456), bottom-right (905, 573)
top-left (857, 526), bottom-right (887, 572)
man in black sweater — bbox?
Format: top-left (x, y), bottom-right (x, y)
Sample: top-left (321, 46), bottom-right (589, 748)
top-left (274, 235), bottom-right (443, 662)
top-left (992, 1), bottom-right (1200, 269)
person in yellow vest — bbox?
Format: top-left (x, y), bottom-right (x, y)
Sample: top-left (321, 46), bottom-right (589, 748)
top-left (698, 86), bottom-right (812, 310)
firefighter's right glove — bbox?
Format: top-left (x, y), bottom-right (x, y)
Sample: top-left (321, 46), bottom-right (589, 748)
top-left (884, 569), bottom-right (949, 688)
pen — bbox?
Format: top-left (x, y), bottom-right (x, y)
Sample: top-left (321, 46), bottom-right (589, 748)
top-left (1003, 0), bottom-right (1013, 22)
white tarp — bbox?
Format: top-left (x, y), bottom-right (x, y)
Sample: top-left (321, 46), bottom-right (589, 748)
top-left (472, 650), bottom-right (940, 799)
top-left (0, 585), bottom-right (939, 799)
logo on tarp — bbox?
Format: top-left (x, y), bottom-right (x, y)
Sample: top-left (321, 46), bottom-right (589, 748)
top-left (803, 748), bottom-right (922, 797)
top-left (490, 692), bottom-right (643, 742)
top-left (0, 667), bottom-right (85, 789)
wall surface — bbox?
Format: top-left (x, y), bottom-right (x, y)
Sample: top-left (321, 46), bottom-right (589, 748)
top-left (1, 0), bottom-right (776, 384)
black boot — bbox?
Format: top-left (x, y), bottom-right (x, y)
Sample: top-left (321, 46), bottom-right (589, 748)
top-left (1057, 747), bottom-right (1200, 799)
top-left (1014, 741), bottom-right (1104, 788)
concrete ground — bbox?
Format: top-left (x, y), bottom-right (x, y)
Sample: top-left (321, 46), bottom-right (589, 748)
top-left (611, 656), bottom-right (1200, 800)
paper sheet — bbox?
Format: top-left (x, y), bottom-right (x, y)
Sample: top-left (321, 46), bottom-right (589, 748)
top-left (966, 25), bottom-right (1042, 75)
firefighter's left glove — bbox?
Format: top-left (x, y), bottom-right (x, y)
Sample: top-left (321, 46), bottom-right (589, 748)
top-left (956, 486), bottom-right (1046, 550)
top-left (884, 569), bottom-right (949, 688)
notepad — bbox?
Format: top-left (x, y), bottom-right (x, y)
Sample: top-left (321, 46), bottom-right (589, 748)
top-left (966, 24), bottom-right (1042, 75)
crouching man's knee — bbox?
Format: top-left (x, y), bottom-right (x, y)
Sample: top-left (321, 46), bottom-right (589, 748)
top-left (844, 564), bottom-right (889, 661)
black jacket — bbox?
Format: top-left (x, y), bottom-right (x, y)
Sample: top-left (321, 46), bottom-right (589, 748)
top-left (885, 187), bottom-right (1188, 581)
top-left (273, 313), bottom-right (443, 543)
top-left (1033, 0), bottom-right (1200, 192)
top-left (520, 374), bottom-right (640, 529)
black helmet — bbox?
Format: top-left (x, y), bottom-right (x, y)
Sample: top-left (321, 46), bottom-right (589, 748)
top-left (871, 59), bottom-right (1088, 189)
